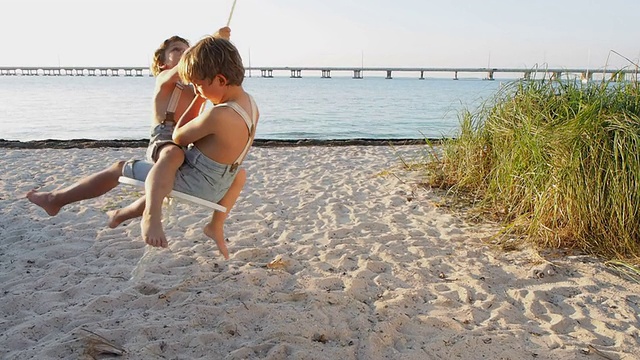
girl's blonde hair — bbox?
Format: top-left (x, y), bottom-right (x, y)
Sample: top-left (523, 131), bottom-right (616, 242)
top-left (150, 36), bottom-right (190, 76)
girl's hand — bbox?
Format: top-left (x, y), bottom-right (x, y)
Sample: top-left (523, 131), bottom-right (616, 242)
top-left (213, 26), bottom-right (231, 40)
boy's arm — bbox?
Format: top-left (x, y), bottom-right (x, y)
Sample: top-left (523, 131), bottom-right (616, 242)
top-left (176, 94), bottom-right (207, 129)
top-left (173, 107), bottom-right (220, 146)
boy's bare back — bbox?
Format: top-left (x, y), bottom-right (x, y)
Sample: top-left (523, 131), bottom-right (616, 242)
top-left (192, 94), bottom-right (258, 165)
top-left (174, 36), bottom-right (259, 167)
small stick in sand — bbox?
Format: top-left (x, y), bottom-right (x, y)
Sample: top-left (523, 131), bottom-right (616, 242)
top-left (81, 328), bottom-right (126, 359)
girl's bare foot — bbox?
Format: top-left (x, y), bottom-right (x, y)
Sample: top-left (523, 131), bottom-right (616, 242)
top-left (106, 210), bottom-right (126, 229)
top-left (26, 190), bottom-right (62, 216)
top-left (141, 213), bottom-right (168, 248)
top-left (203, 222), bottom-right (229, 260)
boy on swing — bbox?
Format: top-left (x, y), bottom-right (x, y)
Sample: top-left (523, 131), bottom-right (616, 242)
top-left (106, 26), bottom-right (232, 230)
top-left (125, 35), bottom-right (258, 258)
top-left (26, 35), bottom-right (258, 260)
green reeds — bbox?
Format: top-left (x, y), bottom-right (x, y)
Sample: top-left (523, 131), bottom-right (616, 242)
top-left (437, 75), bottom-right (640, 263)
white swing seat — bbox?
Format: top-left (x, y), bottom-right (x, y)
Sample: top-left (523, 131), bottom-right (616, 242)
top-left (118, 176), bottom-right (227, 213)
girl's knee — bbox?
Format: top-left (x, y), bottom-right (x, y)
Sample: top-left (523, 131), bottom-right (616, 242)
top-left (112, 160), bottom-right (127, 172)
top-left (155, 146), bottom-right (184, 170)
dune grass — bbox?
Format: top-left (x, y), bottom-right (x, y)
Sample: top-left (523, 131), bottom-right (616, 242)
top-left (430, 73), bottom-right (640, 264)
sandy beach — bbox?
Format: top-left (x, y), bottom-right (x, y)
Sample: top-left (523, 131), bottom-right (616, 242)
top-left (1, 145), bottom-right (639, 359)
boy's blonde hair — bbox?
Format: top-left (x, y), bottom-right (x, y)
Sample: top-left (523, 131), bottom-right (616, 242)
top-left (178, 36), bottom-right (244, 86)
top-left (150, 36), bottom-right (190, 76)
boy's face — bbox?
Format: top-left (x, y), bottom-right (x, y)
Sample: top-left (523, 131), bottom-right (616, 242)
top-left (162, 41), bottom-right (189, 70)
top-left (192, 75), bottom-right (227, 103)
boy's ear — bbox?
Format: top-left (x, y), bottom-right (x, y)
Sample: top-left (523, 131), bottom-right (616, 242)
top-left (216, 74), bottom-right (228, 85)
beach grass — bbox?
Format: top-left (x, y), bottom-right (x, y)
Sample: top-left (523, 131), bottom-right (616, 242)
top-left (427, 72), bottom-right (640, 264)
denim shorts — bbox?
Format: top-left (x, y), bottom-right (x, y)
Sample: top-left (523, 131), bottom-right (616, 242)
top-left (122, 146), bottom-right (239, 203)
top-left (145, 121), bottom-right (178, 162)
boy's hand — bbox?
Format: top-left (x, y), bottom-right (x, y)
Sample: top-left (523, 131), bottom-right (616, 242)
top-left (213, 26), bottom-right (231, 40)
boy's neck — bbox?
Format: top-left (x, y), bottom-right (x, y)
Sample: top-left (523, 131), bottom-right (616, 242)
top-left (217, 85), bottom-right (244, 103)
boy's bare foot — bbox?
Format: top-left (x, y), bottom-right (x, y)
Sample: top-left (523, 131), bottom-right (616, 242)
top-left (203, 223), bottom-right (229, 260)
top-left (141, 213), bottom-right (168, 248)
top-left (26, 189), bottom-right (61, 216)
top-left (106, 210), bottom-right (126, 229)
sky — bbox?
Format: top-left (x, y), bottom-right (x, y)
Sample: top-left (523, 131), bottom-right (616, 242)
top-left (2, 0), bottom-right (639, 71)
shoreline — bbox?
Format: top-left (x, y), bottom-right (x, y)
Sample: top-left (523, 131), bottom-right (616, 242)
top-left (0, 138), bottom-right (438, 149)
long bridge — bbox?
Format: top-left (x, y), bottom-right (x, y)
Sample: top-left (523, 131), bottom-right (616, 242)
top-left (0, 66), bottom-right (636, 81)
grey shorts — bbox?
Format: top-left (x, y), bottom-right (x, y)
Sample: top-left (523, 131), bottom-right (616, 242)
top-left (122, 146), bottom-right (239, 203)
top-left (146, 121), bottom-right (179, 162)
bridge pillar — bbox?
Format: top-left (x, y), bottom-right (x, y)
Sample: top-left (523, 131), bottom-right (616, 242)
top-left (290, 69), bottom-right (302, 78)
top-left (419, 70), bottom-right (424, 80)
top-left (321, 69), bottom-right (331, 78)
top-left (135, 69), bottom-right (143, 77)
top-left (386, 70), bottom-right (392, 79)
top-left (485, 70), bottom-right (495, 81)
top-left (353, 69), bottom-right (362, 79)
top-left (260, 69), bottom-right (273, 78)
top-left (453, 71), bottom-right (458, 80)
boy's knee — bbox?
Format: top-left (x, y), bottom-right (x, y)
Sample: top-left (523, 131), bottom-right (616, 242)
top-left (160, 145), bottom-right (184, 159)
top-left (158, 145), bottom-right (184, 163)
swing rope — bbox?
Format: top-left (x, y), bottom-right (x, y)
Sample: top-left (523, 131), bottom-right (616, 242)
top-left (227, 0), bottom-right (238, 27)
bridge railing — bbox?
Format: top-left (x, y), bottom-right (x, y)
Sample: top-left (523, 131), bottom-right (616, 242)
top-left (0, 66), bottom-right (637, 81)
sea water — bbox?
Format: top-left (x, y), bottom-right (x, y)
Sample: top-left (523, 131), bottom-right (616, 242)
top-left (0, 74), bottom-right (505, 141)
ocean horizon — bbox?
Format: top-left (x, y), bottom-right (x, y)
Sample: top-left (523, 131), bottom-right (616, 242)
top-left (0, 75), bottom-right (504, 142)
